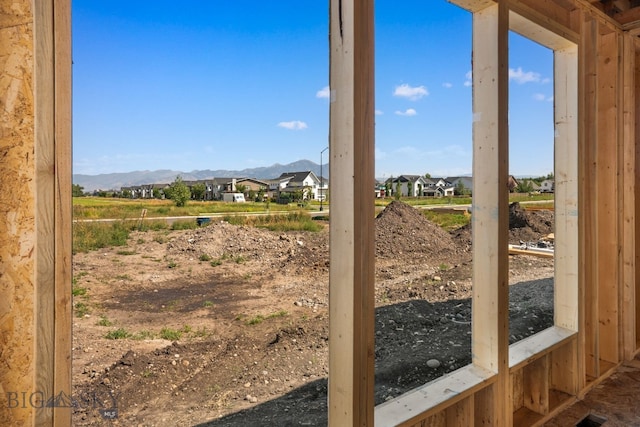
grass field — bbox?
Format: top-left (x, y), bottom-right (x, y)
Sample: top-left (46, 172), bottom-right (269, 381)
top-left (72, 195), bottom-right (552, 253)
top-left (73, 197), bottom-right (308, 219)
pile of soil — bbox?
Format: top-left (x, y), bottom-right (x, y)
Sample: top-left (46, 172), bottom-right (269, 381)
top-left (375, 201), bottom-right (464, 260)
top-left (71, 201), bottom-right (554, 426)
top-left (508, 202), bottom-right (554, 243)
top-left (451, 201), bottom-right (554, 247)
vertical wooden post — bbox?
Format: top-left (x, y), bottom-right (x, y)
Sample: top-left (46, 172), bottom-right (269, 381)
top-left (54, 0), bottom-right (73, 424)
top-left (471, 2), bottom-right (509, 425)
top-left (621, 33), bottom-right (637, 360)
top-left (579, 14), bottom-right (600, 384)
top-left (0, 1), bottom-right (71, 425)
top-left (554, 43), bottom-right (579, 333)
top-left (636, 43), bottom-right (640, 353)
top-left (597, 29), bottom-right (621, 367)
top-left (328, 0), bottom-right (375, 425)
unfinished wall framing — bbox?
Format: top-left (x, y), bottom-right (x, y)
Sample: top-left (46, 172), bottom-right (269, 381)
top-left (1, 0), bottom-right (639, 425)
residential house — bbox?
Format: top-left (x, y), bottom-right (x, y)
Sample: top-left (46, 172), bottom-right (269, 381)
top-left (386, 175), bottom-right (427, 197)
top-left (423, 177), bottom-right (455, 197)
top-left (446, 176), bottom-right (473, 195)
top-left (273, 171), bottom-right (322, 201)
top-left (541, 179), bottom-right (555, 193)
top-left (508, 175), bottom-right (519, 192)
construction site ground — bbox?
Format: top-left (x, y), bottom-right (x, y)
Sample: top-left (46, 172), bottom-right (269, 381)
top-left (71, 201), bottom-right (555, 426)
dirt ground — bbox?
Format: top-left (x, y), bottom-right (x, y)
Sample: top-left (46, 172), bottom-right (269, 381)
top-left (71, 201), bottom-right (555, 426)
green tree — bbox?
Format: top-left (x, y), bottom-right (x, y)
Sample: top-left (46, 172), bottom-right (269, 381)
top-left (191, 183), bottom-right (206, 200)
top-left (72, 184), bottom-right (84, 197)
top-left (235, 184), bottom-right (247, 194)
top-left (454, 181), bottom-right (468, 196)
top-left (515, 180), bottom-right (534, 194)
top-left (167, 176), bottom-right (191, 207)
top-left (424, 173), bottom-right (432, 179)
top-left (407, 181), bottom-right (413, 198)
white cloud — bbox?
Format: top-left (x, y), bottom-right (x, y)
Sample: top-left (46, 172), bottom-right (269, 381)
top-left (395, 108), bottom-right (417, 116)
top-left (316, 86), bottom-right (330, 99)
top-left (375, 109), bottom-right (384, 115)
top-left (393, 84), bottom-right (429, 100)
top-left (464, 70), bottom-right (472, 87)
top-left (277, 120), bottom-right (308, 130)
top-left (533, 93), bottom-right (554, 102)
top-left (509, 67), bottom-right (541, 84)
top-left (542, 77), bottom-right (551, 84)
top-left (442, 82), bottom-right (453, 89)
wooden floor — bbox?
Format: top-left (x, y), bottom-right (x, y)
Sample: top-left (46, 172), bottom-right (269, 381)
top-left (544, 354), bottom-right (640, 427)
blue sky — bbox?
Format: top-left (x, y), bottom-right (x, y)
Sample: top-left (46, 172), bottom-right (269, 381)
top-left (73, 1), bottom-right (554, 178)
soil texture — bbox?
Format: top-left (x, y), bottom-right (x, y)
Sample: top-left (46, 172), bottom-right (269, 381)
top-left (71, 201), bottom-right (554, 426)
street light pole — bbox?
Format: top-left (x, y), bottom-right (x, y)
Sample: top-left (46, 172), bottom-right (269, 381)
top-left (320, 146), bottom-right (329, 211)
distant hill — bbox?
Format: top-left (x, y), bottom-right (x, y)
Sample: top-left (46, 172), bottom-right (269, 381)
top-left (73, 160), bottom-right (327, 192)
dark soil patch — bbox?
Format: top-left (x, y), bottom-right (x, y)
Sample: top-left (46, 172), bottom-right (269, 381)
top-left (72, 200), bottom-right (555, 426)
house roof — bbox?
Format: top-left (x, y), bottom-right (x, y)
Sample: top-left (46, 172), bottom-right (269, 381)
top-left (276, 171), bottom-right (319, 183)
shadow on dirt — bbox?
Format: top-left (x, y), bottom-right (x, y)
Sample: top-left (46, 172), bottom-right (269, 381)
top-left (197, 277), bottom-right (554, 427)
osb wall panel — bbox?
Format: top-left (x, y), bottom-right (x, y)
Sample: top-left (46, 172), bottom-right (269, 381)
top-left (0, 1), bottom-right (35, 426)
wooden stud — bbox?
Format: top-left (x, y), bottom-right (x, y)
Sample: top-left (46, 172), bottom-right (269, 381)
top-left (636, 43), bottom-right (640, 351)
top-left (621, 33), bottom-right (637, 360)
top-left (550, 339), bottom-right (579, 396)
top-left (579, 13), bottom-right (600, 382)
top-left (523, 355), bottom-right (550, 415)
top-left (328, 0), bottom-right (375, 425)
top-left (471, 2), bottom-right (510, 425)
top-left (445, 396), bottom-right (474, 426)
top-left (34, 0), bottom-right (56, 423)
top-left (554, 43), bottom-right (580, 333)
top-left (474, 385), bottom-right (495, 425)
top-left (511, 370), bottom-right (525, 413)
top-left (53, 0), bottom-right (73, 425)
top-left (596, 29), bottom-right (621, 366)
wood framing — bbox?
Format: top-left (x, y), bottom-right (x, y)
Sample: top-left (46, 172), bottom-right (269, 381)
top-left (622, 33), bottom-right (637, 360)
top-left (328, 0), bottom-right (375, 425)
top-left (2, 0), bottom-right (640, 426)
top-left (0, 0), bottom-right (72, 425)
top-left (470, 4), bottom-right (510, 426)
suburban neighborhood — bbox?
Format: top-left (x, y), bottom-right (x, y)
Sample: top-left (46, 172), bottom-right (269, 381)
top-left (116, 171), bottom-right (554, 202)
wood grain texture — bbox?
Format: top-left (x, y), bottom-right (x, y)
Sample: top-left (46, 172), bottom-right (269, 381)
top-left (596, 29), bottom-right (621, 365)
top-left (328, 0), bottom-right (375, 425)
top-left (0, 1), bottom-right (35, 425)
top-left (471, 3), bottom-right (510, 425)
top-left (53, 0), bottom-right (73, 425)
top-left (580, 13), bottom-right (600, 382)
top-left (621, 33), bottom-right (637, 360)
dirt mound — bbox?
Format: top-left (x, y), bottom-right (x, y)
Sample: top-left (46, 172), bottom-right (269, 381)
top-left (508, 202), bottom-right (554, 243)
top-left (451, 202), bottom-right (554, 246)
top-left (165, 220), bottom-right (329, 274)
top-left (375, 201), bottom-right (463, 260)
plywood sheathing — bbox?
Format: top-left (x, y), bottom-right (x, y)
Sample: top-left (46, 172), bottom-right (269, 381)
top-left (0, 1), bottom-right (35, 426)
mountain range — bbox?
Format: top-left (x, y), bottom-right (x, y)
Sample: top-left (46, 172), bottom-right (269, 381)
top-left (73, 160), bottom-right (327, 192)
